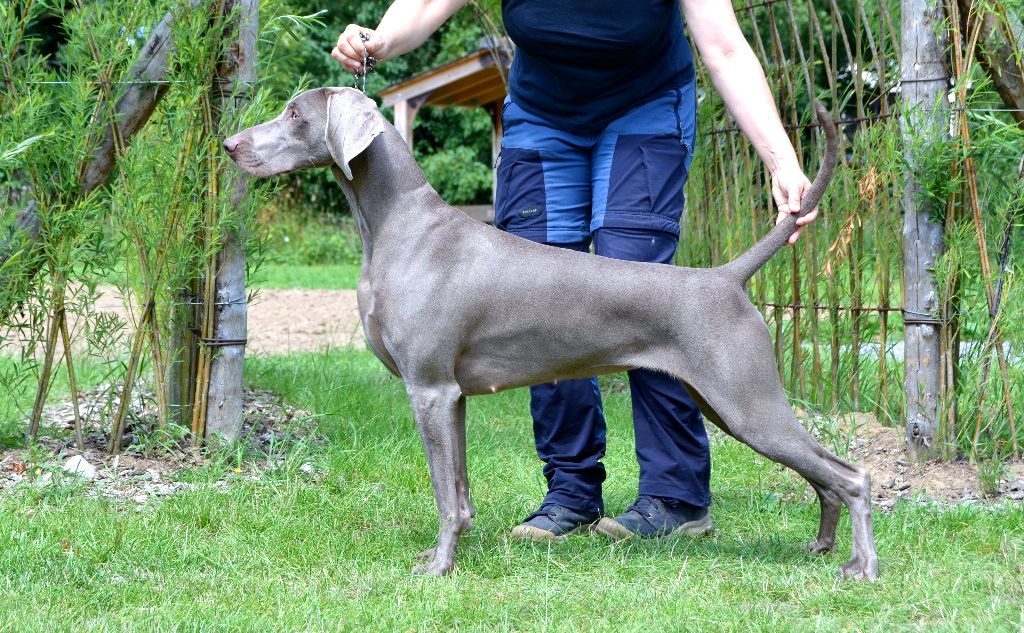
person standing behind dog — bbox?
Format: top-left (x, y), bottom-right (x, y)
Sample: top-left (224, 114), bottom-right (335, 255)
top-left (333, 0), bottom-right (818, 541)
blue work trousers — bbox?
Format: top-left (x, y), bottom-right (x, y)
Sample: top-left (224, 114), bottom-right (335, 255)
top-left (494, 86), bottom-right (712, 513)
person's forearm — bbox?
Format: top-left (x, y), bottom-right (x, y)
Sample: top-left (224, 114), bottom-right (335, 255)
top-left (681, 0), bottom-right (798, 175)
top-left (374, 0), bottom-right (468, 60)
top-left (702, 46), bottom-right (799, 174)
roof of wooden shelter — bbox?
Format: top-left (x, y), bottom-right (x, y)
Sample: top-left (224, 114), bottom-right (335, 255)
top-left (379, 45), bottom-right (513, 109)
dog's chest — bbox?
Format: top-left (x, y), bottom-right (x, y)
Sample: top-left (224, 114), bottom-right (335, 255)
top-left (357, 281), bottom-right (399, 375)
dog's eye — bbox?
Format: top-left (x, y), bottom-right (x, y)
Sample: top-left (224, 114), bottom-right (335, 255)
top-left (289, 110), bottom-right (300, 120)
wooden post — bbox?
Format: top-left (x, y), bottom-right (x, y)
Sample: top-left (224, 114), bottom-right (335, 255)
top-left (900, 0), bottom-right (949, 459)
top-left (203, 0), bottom-right (257, 443)
top-left (393, 100), bottom-right (414, 147)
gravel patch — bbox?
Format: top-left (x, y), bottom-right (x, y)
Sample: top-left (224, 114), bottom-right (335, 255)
top-left (1, 386), bottom-right (323, 505)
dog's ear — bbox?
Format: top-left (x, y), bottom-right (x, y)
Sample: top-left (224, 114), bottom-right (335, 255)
top-left (324, 88), bottom-right (385, 180)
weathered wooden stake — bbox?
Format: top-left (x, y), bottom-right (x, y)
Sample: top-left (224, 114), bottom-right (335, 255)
top-left (900, 0), bottom-right (949, 460)
top-left (203, 0), bottom-right (257, 443)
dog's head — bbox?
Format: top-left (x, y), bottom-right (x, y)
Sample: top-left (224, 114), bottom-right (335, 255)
top-left (223, 87), bottom-right (384, 180)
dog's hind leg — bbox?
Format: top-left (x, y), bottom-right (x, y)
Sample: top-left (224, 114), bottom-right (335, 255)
top-left (406, 383), bottom-right (472, 576)
top-left (807, 481), bottom-right (841, 554)
top-left (683, 367), bottom-right (878, 580)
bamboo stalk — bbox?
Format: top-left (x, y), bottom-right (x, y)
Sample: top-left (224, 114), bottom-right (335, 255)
top-left (850, 209), bottom-right (863, 410)
top-left (784, 0), bottom-right (814, 99)
top-left (828, 0), bottom-right (858, 95)
top-left (851, 0), bottom-right (867, 122)
top-left (767, 3), bottom-right (796, 101)
top-left (712, 123), bottom-right (728, 266)
top-left (995, 321), bottom-right (1017, 456)
top-left (878, 0), bottom-right (902, 62)
top-left (806, 0), bottom-right (837, 99)
top-left (808, 208), bottom-right (823, 404)
top-left (109, 300), bottom-right (154, 453)
top-left (772, 219), bottom-right (785, 380)
top-left (994, 157), bottom-right (1024, 456)
top-left (58, 308), bottom-right (84, 450)
top-left (148, 307), bottom-right (169, 429)
top-left (849, 2), bottom-right (869, 411)
top-left (971, 304), bottom-right (1006, 454)
top-left (26, 283), bottom-right (63, 445)
top-left (746, 142), bottom-right (766, 310)
top-left (804, 2), bottom-right (828, 408)
top-left (790, 249), bottom-right (802, 396)
top-left (190, 156), bottom-right (219, 443)
top-left (855, 0), bottom-right (886, 114)
top-left (744, 3), bottom-right (770, 65)
top-left (947, 5), bottom-right (1012, 456)
top-left (828, 271), bottom-right (840, 409)
top-left (942, 182), bottom-right (963, 453)
top-left (725, 130), bottom-right (738, 262)
top-left (876, 176), bottom-right (891, 421)
top-left (968, 159), bottom-right (1022, 455)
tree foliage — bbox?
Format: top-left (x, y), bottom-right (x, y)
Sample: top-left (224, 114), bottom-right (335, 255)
top-left (263, 0), bottom-right (500, 211)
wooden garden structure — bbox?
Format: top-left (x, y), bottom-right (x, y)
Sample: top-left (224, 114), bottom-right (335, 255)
top-left (379, 42), bottom-right (512, 223)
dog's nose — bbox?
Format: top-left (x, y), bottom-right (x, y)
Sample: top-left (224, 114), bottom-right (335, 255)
top-left (223, 137), bottom-right (240, 153)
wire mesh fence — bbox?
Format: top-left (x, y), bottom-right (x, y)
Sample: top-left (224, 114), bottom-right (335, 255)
top-left (681, 0), bottom-right (1023, 457)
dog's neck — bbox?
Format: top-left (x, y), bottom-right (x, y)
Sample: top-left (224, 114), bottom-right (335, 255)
top-left (335, 125), bottom-right (442, 245)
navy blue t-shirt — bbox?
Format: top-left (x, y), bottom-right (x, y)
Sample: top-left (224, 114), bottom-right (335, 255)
top-left (502, 0), bottom-right (695, 135)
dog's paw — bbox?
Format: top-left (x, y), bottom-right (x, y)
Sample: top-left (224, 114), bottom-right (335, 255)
top-left (839, 556), bottom-right (879, 581)
top-left (806, 539), bottom-right (835, 555)
top-left (415, 547), bottom-right (436, 562)
top-left (411, 559), bottom-right (453, 576)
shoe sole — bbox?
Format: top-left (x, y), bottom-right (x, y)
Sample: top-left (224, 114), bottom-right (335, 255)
top-left (510, 522), bottom-right (598, 542)
top-left (594, 514), bottom-right (714, 542)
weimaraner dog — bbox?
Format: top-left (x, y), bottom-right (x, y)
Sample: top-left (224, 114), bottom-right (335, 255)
top-left (223, 87), bottom-right (878, 580)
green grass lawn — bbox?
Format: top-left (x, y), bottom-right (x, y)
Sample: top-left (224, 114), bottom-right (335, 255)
top-left (250, 263), bottom-right (361, 290)
top-left (1, 348), bottom-right (1022, 631)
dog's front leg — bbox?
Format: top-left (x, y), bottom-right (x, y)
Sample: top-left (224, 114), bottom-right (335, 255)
top-left (407, 383), bottom-right (472, 576)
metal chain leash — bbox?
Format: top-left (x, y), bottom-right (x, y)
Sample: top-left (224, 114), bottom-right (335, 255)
top-left (353, 31), bottom-right (378, 94)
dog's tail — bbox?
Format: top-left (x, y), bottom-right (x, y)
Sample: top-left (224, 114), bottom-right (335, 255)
top-left (719, 102), bottom-right (838, 285)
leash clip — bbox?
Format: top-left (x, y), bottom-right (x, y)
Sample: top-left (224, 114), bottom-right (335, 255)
top-left (353, 31), bottom-right (378, 95)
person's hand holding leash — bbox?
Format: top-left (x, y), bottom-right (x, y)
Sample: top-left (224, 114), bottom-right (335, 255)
top-left (331, 1), bottom-right (468, 73)
top-left (333, 24), bottom-right (385, 72)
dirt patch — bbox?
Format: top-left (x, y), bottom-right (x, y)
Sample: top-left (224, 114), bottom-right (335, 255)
top-left (1, 286), bottom-right (365, 357)
top-left (247, 288), bottom-right (363, 354)
top-left (0, 387), bottom-right (323, 504)
top-left (801, 411), bottom-right (1024, 510)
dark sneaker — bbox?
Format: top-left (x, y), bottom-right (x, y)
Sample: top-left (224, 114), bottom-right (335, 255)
top-left (510, 503), bottom-right (601, 542)
top-left (595, 496), bottom-right (713, 541)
